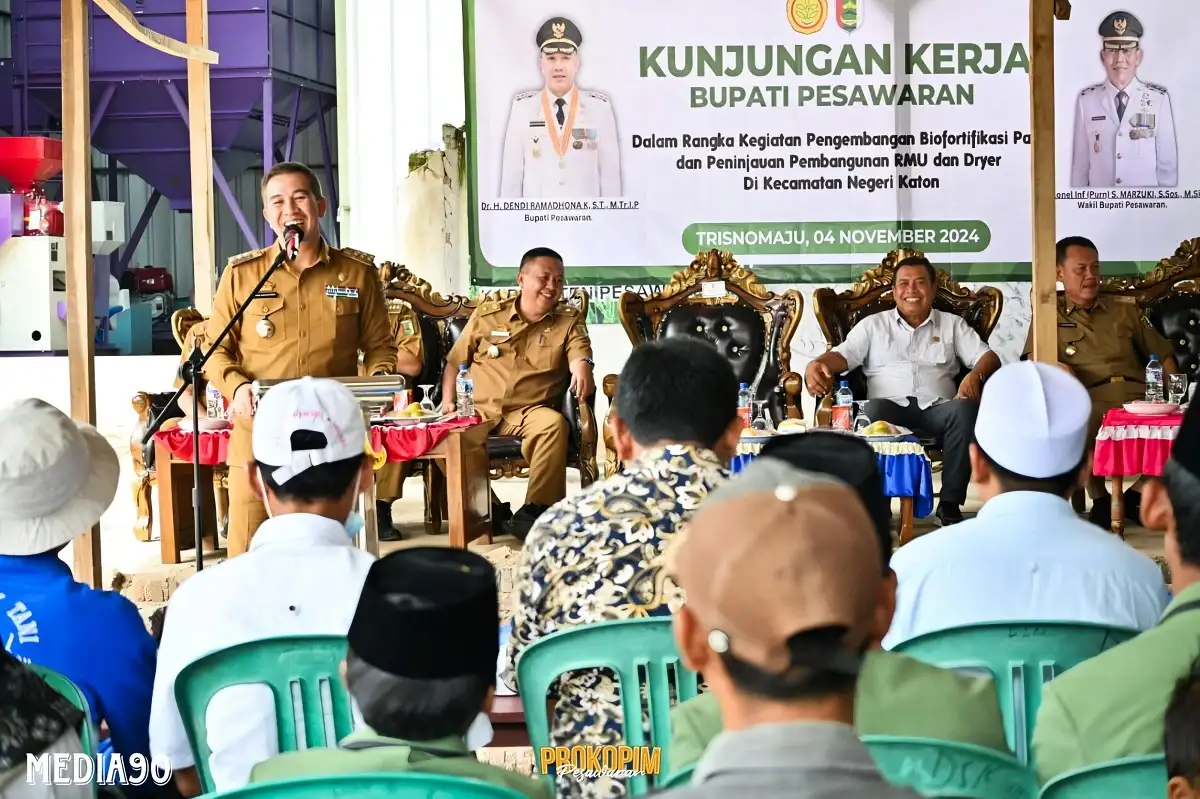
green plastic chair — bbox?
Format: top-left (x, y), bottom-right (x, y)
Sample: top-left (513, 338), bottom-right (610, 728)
top-left (892, 621), bottom-right (1137, 766)
top-left (863, 736), bottom-right (1038, 798)
top-left (657, 765), bottom-right (695, 789)
top-left (211, 772), bottom-right (528, 798)
top-left (1038, 755), bottom-right (1167, 798)
top-left (174, 635), bottom-right (354, 794)
top-left (514, 617), bottom-right (698, 796)
top-left (29, 664), bottom-right (98, 797)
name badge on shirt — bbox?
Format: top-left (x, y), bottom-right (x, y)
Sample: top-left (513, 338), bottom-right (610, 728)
top-left (1058, 322), bottom-right (1077, 328)
top-left (1091, 115), bottom-right (1107, 121)
top-left (251, 291), bottom-right (279, 299)
top-left (326, 285), bottom-right (358, 299)
top-left (490, 330), bottom-right (511, 339)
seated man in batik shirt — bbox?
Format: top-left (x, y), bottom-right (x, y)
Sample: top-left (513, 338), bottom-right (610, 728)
top-left (502, 338), bottom-right (743, 799)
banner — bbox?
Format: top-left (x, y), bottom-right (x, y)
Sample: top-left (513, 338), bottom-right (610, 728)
top-left (465, 0), bottom-right (1200, 284)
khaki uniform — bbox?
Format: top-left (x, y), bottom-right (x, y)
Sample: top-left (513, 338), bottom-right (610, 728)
top-left (249, 728), bottom-right (550, 799)
top-left (375, 303), bottom-right (425, 501)
top-left (446, 297), bottom-right (591, 507)
top-left (204, 241), bottom-right (396, 555)
top-left (1021, 296), bottom-right (1173, 441)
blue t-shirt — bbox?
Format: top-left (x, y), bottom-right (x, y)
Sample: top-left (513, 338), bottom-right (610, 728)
top-left (1, 551), bottom-right (157, 789)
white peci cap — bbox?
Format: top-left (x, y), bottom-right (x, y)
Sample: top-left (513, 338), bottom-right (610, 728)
top-left (974, 361), bottom-right (1091, 479)
top-left (252, 377), bottom-right (366, 484)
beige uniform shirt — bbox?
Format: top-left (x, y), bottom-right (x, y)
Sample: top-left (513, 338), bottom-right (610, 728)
top-left (204, 241), bottom-right (395, 463)
top-left (446, 297), bottom-right (591, 422)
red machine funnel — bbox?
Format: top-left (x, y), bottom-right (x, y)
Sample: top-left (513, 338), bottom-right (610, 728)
top-left (0, 137), bottom-right (63, 194)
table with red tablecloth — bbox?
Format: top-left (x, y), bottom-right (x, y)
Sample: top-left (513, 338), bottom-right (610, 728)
top-left (149, 416), bottom-right (493, 563)
top-left (1093, 406), bottom-right (1184, 535)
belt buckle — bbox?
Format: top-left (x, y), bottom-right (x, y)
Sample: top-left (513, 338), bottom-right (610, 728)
top-left (1112, 376), bottom-right (1126, 383)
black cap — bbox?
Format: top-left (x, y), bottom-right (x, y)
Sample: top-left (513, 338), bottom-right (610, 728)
top-left (1170, 401), bottom-right (1200, 481)
top-left (537, 17), bottom-right (581, 54)
top-left (1099, 11), bottom-right (1143, 43)
top-left (759, 431), bottom-right (891, 545)
top-left (348, 547), bottom-right (499, 679)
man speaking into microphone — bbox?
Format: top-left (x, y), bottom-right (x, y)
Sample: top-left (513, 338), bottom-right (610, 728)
top-left (204, 162), bottom-right (396, 557)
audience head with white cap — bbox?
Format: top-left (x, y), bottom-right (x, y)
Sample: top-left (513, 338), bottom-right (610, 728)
top-left (249, 377), bottom-right (372, 529)
top-left (1143, 399), bottom-right (1200, 591)
top-left (969, 361), bottom-right (1092, 503)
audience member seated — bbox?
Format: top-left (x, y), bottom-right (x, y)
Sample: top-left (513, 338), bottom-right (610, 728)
top-left (1021, 236), bottom-right (1179, 527)
top-left (1166, 656), bottom-right (1200, 799)
top-left (441, 247), bottom-right (594, 539)
top-left (1032, 399), bottom-right (1200, 785)
top-left (805, 255), bottom-right (1001, 526)
top-left (149, 378), bottom-right (377, 795)
top-left (885, 361), bottom-right (1168, 649)
top-left (659, 463), bottom-right (922, 798)
top-left (250, 547), bottom-right (549, 798)
top-left (669, 436), bottom-right (1008, 771)
top-left (502, 337), bottom-right (742, 799)
top-left (0, 648), bottom-right (89, 799)
top-left (0, 399), bottom-right (157, 793)
top-left (374, 300), bottom-right (425, 540)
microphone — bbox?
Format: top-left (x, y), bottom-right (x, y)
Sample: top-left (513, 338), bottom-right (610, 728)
top-left (282, 222), bottom-right (304, 260)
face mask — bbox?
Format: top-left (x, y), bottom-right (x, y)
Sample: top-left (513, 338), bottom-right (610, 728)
top-left (464, 712), bottom-right (494, 750)
top-left (343, 478), bottom-right (365, 540)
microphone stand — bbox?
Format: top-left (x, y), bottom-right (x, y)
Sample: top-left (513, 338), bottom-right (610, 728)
top-left (141, 246), bottom-right (289, 571)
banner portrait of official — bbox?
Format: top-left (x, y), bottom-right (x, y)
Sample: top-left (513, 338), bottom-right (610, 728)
top-left (498, 16), bottom-right (623, 198)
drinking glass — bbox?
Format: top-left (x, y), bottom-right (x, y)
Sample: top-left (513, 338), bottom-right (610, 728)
top-left (751, 401), bottom-right (774, 432)
top-left (1169, 374), bottom-right (1189, 405)
top-left (419, 384), bottom-right (437, 415)
top-left (852, 401), bottom-right (871, 434)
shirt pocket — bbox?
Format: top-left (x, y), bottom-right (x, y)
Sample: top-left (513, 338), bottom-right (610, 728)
top-left (914, 334), bottom-right (954, 367)
top-left (244, 296), bottom-right (286, 350)
top-left (335, 296), bottom-right (360, 341)
top-left (525, 332), bottom-right (564, 371)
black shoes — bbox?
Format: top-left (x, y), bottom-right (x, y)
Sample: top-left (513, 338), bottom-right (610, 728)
top-left (506, 503), bottom-right (550, 542)
top-left (492, 501), bottom-right (513, 536)
top-left (377, 500), bottom-right (401, 542)
top-left (934, 502), bottom-right (964, 526)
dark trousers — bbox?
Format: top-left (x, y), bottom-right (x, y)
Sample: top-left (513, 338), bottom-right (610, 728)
top-left (864, 397), bottom-right (979, 506)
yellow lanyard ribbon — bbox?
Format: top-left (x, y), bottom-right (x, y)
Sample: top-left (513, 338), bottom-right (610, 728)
top-left (541, 90), bottom-right (579, 160)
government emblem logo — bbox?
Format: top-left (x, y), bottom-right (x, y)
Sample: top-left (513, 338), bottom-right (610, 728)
top-left (836, 0), bottom-right (861, 33)
top-left (787, 0), bottom-right (828, 35)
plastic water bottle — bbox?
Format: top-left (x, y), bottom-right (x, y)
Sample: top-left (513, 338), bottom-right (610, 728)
top-left (1145, 354), bottom-right (1164, 403)
top-left (737, 382), bottom-right (752, 425)
top-left (456, 365), bottom-right (475, 419)
top-left (833, 380), bottom-right (855, 430)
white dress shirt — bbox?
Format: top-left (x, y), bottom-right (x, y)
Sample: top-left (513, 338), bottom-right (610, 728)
top-left (834, 309), bottom-right (991, 409)
top-left (148, 514), bottom-right (375, 792)
top-left (883, 492), bottom-right (1170, 650)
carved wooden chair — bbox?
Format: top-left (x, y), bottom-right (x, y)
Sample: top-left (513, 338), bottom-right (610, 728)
top-left (129, 309), bottom-right (229, 544)
top-left (601, 249), bottom-right (805, 478)
top-left (811, 248), bottom-right (1004, 442)
top-left (381, 263), bottom-right (600, 527)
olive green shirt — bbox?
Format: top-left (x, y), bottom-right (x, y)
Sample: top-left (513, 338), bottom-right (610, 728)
top-left (1033, 581), bottom-right (1200, 785)
top-left (248, 728), bottom-right (550, 799)
top-left (669, 650), bottom-right (1010, 771)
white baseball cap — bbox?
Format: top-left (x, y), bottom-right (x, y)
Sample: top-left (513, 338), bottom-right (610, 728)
top-left (252, 377), bottom-right (366, 484)
top-left (974, 361), bottom-right (1091, 479)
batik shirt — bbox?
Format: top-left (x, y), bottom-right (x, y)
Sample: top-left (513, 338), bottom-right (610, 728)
top-left (501, 445), bottom-right (728, 799)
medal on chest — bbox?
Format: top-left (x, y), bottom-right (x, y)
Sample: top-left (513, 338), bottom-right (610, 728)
top-left (256, 317), bottom-right (275, 339)
top-left (542, 90), bottom-right (579, 172)
top-left (1064, 344), bottom-right (1077, 357)
top-left (487, 344), bottom-right (500, 358)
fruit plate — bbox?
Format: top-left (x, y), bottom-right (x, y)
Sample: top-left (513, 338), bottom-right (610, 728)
top-left (861, 425), bottom-right (913, 439)
top-left (373, 412), bottom-right (443, 426)
top-left (1123, 401), bottom-right (1181, 416)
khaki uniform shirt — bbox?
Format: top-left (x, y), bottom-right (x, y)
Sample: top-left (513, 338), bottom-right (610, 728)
top-left (248, 728), bottom-right (550, 799)
top-left (203, 241), bottom-right (396, 463)
top-left (446, 297), bottom-right (592, 422)
top-left (669, 649), bottom-right (1009, 773)
top-left (1034, 581), bottom-right (1200, 784)
top-left (360, 301), bottom-right (423, 377)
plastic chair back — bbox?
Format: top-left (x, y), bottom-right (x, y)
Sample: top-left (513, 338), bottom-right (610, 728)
top-left (1038, 755), bottom-right (1167, 799)
top-left (174, 635), bottom-right (354, 794)
top-left (28, 664), bottom-right (98, 797)
top-left (657, 766), bottom-right (695, 789)
top-left (515, 618), bottom-right (698, 796)
top-left (893, 621), bottom-right (1137, 765)
top-left (863, 736), bottom-right (1037, 798)
top-left (212, 772), bottom-right (528, 798)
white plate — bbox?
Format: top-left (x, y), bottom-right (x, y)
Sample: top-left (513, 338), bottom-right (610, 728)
top-left (1123, 402), bottom-right (1181, 416)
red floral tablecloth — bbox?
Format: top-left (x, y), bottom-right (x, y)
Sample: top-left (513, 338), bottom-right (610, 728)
top-left (1093, 407), bottom-right (1183, 477)
top-left (154, 416), bottom-right (481, 467)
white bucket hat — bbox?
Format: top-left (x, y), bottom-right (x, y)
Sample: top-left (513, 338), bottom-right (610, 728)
top-left (0, 399), bottom-right (120, 556)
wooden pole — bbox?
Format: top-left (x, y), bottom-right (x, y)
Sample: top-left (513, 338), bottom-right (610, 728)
top-left (186, 0), bottom-right (216, 313)
top-left (1029, 0), bottom-right (1060, 363)
top-left (62, 0), bottom-right (101, 587)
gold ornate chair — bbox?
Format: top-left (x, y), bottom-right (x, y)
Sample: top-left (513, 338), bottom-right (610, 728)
top-left (811, 249), bottom-right (1003, 434)
top-left (601, 249), bottom-right (805, 478)
top-left (381, 264), bottom-right (600, 525)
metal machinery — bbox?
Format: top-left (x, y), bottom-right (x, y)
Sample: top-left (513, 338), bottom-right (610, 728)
top-left (0, 137), bottom-right (125, 352)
